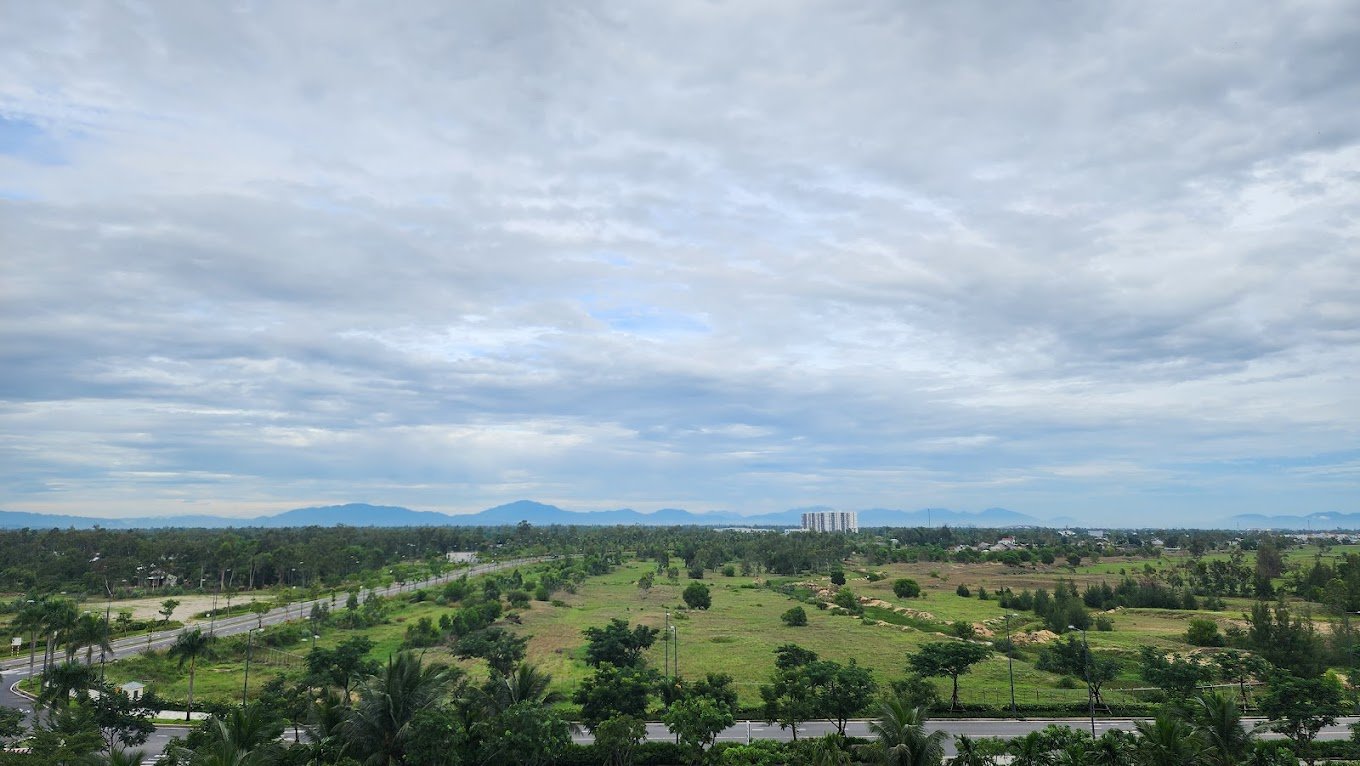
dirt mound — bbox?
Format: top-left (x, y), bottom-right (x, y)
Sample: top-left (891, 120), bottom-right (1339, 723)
top-left (1012, 629), bottom-right (1059, 646)
top-left (857, 596), bottom-right (935, 621)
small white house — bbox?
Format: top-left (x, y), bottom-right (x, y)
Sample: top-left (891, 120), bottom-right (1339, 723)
top-left (117, 681), bottom-right (146, 701)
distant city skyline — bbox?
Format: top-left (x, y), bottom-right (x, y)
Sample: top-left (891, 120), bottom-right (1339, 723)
top-left (2, 3), bottom-right (1357, 527)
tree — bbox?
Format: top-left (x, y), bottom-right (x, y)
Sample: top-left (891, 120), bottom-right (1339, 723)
top-left (1134, 712), bottom-right (1203, 766)
top-left (583, 618), bottom-right (659, 669)
top-left (1138, 646), bottom-right (1212, 701)
top-left (341, 652), bottom-right (464, 766)
top-left (167, 628), bottom-right (215, 721)
top-left (71, 612), bottom-right (113, 665)
top-left (248, 600), bottom-right (271, 629)
top-left (88, 681), bottom-right (156, 750)
top-left (455, 627), bottom-right (529, 676)
top-left (1186, 618), bottom-right (1224, 647)
top-left (868, 697), bottom-right (946, 766)
top-left (830, 569), bottom-right (846, 586)
top-left (817, 660), bottom-right (877, 736)
top-left (574, 664), bottom-right (655, 731)
top-left (760, 658), bottom-right (819, 741)
top-left (158, 598), bottom-right (180, 627)
top-left (781, 606), bottom-right (808, 627)
top-left (1192, 690), bottom-right (1258, 766)
top-left (663, 696), bottom-right (735, 763)
top-left (481, 663), bottom-right (563, 713)
top-left (38, 660), bottom-right (96, 709)
top-left (192, 703), bottom-right (286, 766)
top-left (306, 635), bottom-right (378, 701)
top-left (908, 641), bottom-right (992, 711)
top-left (893, 579), bottom-right (922, 599)
top-left (1212, 650), bottom-right (1270, 710)
top-left (683, 582), bottom-right (712, 610)
top-left (1036, 635), bottom-right (1118, 707)
top-left (1258, 673), bottom-right (1345, 766)
top-left (473, 700), bottom-right (573, 766)
top-left (593, 715), bottom-right (646, 766)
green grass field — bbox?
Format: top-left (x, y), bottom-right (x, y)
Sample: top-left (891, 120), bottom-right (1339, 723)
top-left (93, 552), bottom-right (1331, 712)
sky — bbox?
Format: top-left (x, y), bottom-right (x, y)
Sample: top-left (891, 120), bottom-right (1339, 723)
top-left (1, 2), bottom-right (1357, 527)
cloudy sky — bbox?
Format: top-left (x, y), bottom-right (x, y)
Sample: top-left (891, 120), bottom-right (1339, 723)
top-left (2, 2), bottom-right (1357, 526)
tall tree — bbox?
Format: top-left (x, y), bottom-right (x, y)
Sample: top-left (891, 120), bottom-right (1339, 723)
top-left (167, 628), bottom-right (215, 722)
top-left (908, 641), bottom-right (992, 711)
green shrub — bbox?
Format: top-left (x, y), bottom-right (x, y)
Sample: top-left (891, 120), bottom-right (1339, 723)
top-left (781, 606), bottom-right (808, 627)
top-left (956, 584), bottom-right (972, 597)
top-left (893, 579), bottom-right (922, 599)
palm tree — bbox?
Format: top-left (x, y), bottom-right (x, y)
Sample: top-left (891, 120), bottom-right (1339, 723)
top-left (810, 733), bottom-right (853, 766)
top-left (71, 612), bottom-right (113, 665)
top-left (1007, 731), bottom-right (1052, 766)
top-left (13, 599), bottom-right (46, 678)
top-left (1088, 729), bottom-right (1134, 766)
top-left (951, 735), bottom-right (996, 765)
top-left (37, 660), bottom-right (96, 710)
top-left (482, 663), bottom-right (563, 713)
top-left (1192, 690), bottom-right (1257, 766)
top-left (1134, 712), bottom-right (1201, 766)
top-left (99, 747), bottom-right (147, 766)
top-left (41, 599), bottom-right (79, 671)
top-left (306, 688), bottom-right (352, 764)
top-left (167, 628), bottom-right (215, 721)
top-left (1053, 741), bottom-right (1092, 766)
top-left (341, 652), bottom-right (464, 766)
top-left (868, 696), bottom-right (947, 766)
top-left (175, 704), bottom-right (283, 766)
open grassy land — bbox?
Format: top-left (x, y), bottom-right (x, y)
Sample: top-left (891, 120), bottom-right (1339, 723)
top-left (96, 551), bottom-right (1333, 713)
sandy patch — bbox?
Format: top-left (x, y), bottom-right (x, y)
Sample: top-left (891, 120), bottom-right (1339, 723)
top-left (80, 594), bottom-right (255, 622)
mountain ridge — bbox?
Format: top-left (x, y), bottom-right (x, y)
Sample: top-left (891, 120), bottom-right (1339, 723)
top-left (0, 501), bottom-right (1055, 529)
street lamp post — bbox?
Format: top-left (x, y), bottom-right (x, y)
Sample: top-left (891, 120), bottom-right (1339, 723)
top-left (242, 627), bottom-right (257, 706)
top-left (1071, 624), bottom-right (1095, 737)
top-left (671, 625), bottom-right (679, 679)
top-left (1005, 613), bottom-right (1018, 717)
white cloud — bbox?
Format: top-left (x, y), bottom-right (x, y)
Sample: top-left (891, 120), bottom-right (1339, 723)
top-left (1, 1), bottom-right (1357, 524)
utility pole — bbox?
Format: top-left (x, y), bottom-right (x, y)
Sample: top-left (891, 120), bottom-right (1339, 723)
top-left (1005, 614), bottom-right (1018, 717)
top-left (663, 613), bottom-right (671, 679)
top-left (1071, 625), bottom-right (1095, 737)
top-left (242, 628), bottom-right (256, 706)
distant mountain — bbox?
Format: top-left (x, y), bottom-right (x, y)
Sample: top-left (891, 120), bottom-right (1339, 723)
top-left (1227, 511), bottom-right (1360, 531)
top-left (262, 503), bottom-right (458, 527)
top-left (1, 501), bottom-right (1066, 530)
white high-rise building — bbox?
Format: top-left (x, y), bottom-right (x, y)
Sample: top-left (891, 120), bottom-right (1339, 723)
top-left (801, 510), bottom-right (858, 533)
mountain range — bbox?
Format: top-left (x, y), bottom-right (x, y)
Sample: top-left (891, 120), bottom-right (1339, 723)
top-left (0, 502), bottom-right (1351, 530)
top-left (0, 501), bottom-right (1049, 530)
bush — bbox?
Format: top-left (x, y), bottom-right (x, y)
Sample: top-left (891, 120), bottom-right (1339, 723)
top-left (687, 566), bottom-right (704, 580)
top-left (1094, 615), bottom-right (1115, 631)
top-left (833, 587), bottom-right (862, 614)
top-left (977, 586), bottom-right (989, 600)
top-left (682, 582), bottom-right (712, 610)
top-left (781, 606), bottom-right (808, 626)
top-left (1056, 676), bottom-right (1079, 689)
top-left (893, 579), bottom-right (922, 599)
top-left (722, 565), bottom-right (736, 577)
top-left (956, 584), bottom-right (972, 597)
top-left (1185, 618), bottom-right (1224, 646)
top-left (830, 569), bottom-right (846, 586)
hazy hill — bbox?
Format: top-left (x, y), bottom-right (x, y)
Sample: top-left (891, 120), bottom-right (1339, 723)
top-left (1, 501), bottom-right (1062, 530)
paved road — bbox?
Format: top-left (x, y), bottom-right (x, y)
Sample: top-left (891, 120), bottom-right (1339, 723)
top-left (1, 557), bottom-right (545, 757)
